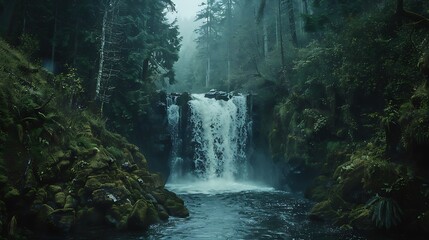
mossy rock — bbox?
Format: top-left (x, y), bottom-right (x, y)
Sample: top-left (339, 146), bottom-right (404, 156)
top-left (164, 198), bottom-right (189, 218)
top-left (33, 188), bottom-right (47, 205)
top-left (0, 174), bottom-right (8, 185)
top-left (4, 187), bottom-right (20, 202)
top-left (84, 177), bottom-right (103, 192)
top-left (91, 189), bottom-right (118, 209)
top-left (418, 211), bottom-right (429, 233)
top-left (76, 207), bottom-right (104, 226)
top-left (105, 203), bottom-right (133, 230)
top-left (309, 200), bottom-right (341, 222)
top-left (47, 185), bottom-right (62, 195)
top-left (348, 205), bottom-right (374, 231)
top-left (36, 204), bottom-right (54, 224)
top-left (64, 195), bottom-right (76, 209)
top-left (54, 192), bottom-right (66, 208)
top-left (47, 208), bottom-right (75, 233)
top-left (157, 204), bottom-right (169, 221)
top-left (127, 199), bottom-right (160, 230)
top-left (305, 176), bottom-right (331, 201)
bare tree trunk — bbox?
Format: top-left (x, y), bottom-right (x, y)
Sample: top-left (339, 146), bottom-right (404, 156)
top-left (72, 0), bottom-right (79, 67)
top-left (206, 0), bottom-right (211, 88)
top-left (278, 0), bottom-right (285, 67)
top-left (96, 8), bottom-right (108, 98)
top-left (263, 17), bottom-right (268, 59)
top-left (303, 0), bottom-right (309, 15)
top-left (227, 0), bottom-right (232, 91)
top-left (396, 0), bottom-right (429, 27)
top-left (51, 0), bottom-right (58, 72)
top-left (22, 0), bottom-right (27, 34)
top-left (0, 0), bottom-right (17, 35)
top-left (286, 0), bottom-right (298, 47)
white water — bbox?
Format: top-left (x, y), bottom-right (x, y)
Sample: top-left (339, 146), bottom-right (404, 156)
top-left (166, 93), bottom-right (270, 194)
top-left (166, 95), bottom-right (183, 182)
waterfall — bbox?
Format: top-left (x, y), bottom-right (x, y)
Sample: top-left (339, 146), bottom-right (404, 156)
top-left (167, 94), bottom-right (183, 182)
top-left (166, 93), bottom-right (251, 184)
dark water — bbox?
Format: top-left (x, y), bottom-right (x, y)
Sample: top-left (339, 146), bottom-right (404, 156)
top-left (50, 184), bottom-right (383, 240)
top-left (145, 190), bottom-right (363, 240)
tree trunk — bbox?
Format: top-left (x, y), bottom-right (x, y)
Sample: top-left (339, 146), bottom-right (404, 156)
top-left (0, 0), bottom-right (17, 36)
top-left (227, 0), bottom-right (232, 91)
top-left (72, 0), bottom-right (79, 67)
top-left (50, 0), bottom-right (58, 72)
top-left (206, 0), bottom-right (211, 88)
top-left (263, 17), bottom-right (268, 59)
top-left (303, 0), bottom-right (309, 15)
top-left (96, 8), bottom-right (108, 98)
top-left (278, 0), bottom-right (285, 67)
top-left (286, 0), bottom-right (298, 47)
top-left (396, 0), bottom-right (429, 28)
top-left (142, 58), bottom-right (150, 81)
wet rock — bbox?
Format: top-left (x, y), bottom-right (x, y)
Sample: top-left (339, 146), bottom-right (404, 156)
top-left (157, 204), bottom-right (169, 221)
top-left (64, 195), bottom-right (76, 209)
top-left (204, 89), bottom-right (231, 101)
top-left (91, 189), bottom-right (119, 208)
top-left (153, 189), bottom-right (189, 218)
top-left (127, 200), bottom-right (160, 230)
top-left (84, 176), bottom-right (103, 192)
top-left (48, 208), bottom-right (75, 233)
top-left (121, 162), bottom-right (137, 172)
top-left (54, 192), bottom-right (66, 208)
top-left (105, 203), bottom-right (133, 230)
top-left (36, 204), bottom-right (54, 223)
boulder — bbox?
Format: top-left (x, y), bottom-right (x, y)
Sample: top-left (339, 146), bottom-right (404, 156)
top-left (105, 203), bottom-right (133, 230)
top-left (204, 89), bottom-right (231, 101)
top-left (4, 187), bottom-right (20, 202)
top-left (48, 208), bottom-right (75, 233)
top-left (54, 192), bottom-right (66, 208)
top-left (348, 205), bottom-right (374, 231)
top-left (36, 204), bottom-right (54, 223)
top-left (64, 195), bottom-right (76, 209)
top-left (127, 200), bottom-right (160, 230)
top-left (418, 211), bottom-right (429, 233)
top-left (91, 189), bottom-right (119, 208)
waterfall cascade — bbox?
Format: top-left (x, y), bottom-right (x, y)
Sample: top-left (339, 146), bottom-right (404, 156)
top-left (167, 92), bottom-right (252, 185)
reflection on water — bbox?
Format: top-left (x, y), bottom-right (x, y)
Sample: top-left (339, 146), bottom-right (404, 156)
top-left (144, 186), bottom-right (364, 240)
top-left (41, 183), bottom-right (390, 240)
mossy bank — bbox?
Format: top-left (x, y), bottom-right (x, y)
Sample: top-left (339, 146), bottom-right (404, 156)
top-left (0, 40), bottom-right (188, 239)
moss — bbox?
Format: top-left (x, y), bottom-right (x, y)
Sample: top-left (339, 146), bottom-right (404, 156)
top-left (348, 205), bottom-right (373, 231)
top-left (0, 39), bottom-right (188, 237)
top-left (127, 200), bottom-right (159, 230)
top-left (54, 192), bottom-right (66, 208)
top-left (4, 187), bottom-right (20, 202)
top-left (309, 200), bottom-right (341, 222)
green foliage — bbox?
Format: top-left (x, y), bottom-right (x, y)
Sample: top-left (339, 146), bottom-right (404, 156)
top-left (367, 194), bottom-right (403, 229)
top-left (54, 66), bottom-right (84, 107)
top-left (17, 33), bottom-right (39, 61)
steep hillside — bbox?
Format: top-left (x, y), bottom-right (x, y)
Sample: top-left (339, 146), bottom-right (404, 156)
top-left (0, 40), bottom-right (188, 238)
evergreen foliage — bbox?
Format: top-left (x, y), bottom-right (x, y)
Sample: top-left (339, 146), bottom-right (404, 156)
top-left (367, 194), bottom-right (403, 229)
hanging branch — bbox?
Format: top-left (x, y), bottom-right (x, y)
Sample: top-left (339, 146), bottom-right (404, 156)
top-left (396, 0), bottom-right (429, 28)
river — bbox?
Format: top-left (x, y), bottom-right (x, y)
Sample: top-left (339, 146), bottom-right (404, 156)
top-left (54, 180), bottom-right (377, 240)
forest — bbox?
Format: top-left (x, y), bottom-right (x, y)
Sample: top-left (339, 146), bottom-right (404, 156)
top-left (0, 0), bottom-right (429, 239)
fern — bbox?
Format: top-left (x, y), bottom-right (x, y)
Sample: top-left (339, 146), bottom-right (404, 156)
top-left (367, 194), bottom-right (403, 229)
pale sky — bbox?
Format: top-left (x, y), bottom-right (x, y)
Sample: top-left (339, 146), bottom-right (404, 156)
top-left (169, 0), bottom-right (201, 20)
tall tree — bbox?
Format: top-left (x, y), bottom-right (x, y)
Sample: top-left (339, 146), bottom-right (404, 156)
top-left (285, 0), bottom-right (298, 47)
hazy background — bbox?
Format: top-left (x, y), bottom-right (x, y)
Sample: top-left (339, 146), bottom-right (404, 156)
top-left (165, 0), bottom-right (200, 92)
